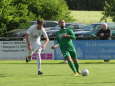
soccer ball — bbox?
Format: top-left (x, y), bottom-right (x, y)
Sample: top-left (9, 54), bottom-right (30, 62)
top-left (81, 69), bottom-right (89, 76)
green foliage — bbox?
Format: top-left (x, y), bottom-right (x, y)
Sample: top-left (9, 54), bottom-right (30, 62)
top-left (101, 0), bottom-right (115, 22)
top-left (0, 0), bottom-right (73, 37)
top-left (27, 0), bottom-right (73, 21)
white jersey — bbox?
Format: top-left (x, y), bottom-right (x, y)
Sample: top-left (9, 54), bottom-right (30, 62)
top-left (26, 24), bottom-right (48, 50)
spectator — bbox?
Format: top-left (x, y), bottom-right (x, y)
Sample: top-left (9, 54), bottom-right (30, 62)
top-left (96, 23), bottom-right (111, 40)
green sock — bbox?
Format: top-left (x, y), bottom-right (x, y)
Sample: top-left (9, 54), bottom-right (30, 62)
top-left (68, 61), bottom-right (77, 73)
top-left (74, 62), bottom-right (79, 73)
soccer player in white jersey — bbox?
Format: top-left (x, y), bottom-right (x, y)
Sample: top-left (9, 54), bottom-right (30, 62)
top-left (25, 20), bottom-right (49, 75)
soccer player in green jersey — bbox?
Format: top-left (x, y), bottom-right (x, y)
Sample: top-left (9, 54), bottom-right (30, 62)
top-left (52, 20), bottom-right (80, 76)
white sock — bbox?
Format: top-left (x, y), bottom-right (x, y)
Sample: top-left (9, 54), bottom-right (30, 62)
top-left (36, 51), bottom-right (41, 72)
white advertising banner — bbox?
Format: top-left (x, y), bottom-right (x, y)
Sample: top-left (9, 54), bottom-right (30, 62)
top-left (0, 40), bottom-right (28, 59)
top-left (0, 39), bottom-right (54, 60)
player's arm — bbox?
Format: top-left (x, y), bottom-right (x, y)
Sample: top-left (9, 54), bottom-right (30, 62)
top-left (42, 37), bottom-right (49, 49)
top-left (24, 33), bottom-right (32, 50)
top-left (42, 29), bottom-right (49, 49)
top-left (63, 29), bottom-right (76, 39)
top-left (24, 26), bottom-right (33, 50)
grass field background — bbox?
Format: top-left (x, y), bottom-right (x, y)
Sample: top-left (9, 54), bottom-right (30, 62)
top-left (0, 60), bottom-right (115, 86)
top-left (70, 11), bottom-right (112, 24)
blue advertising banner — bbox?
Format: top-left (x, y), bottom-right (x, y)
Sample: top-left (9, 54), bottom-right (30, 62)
top-left (54, 40), bottom-right (115, 60)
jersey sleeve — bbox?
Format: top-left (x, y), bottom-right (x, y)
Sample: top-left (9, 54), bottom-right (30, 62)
top-left (42, 28), bottom-right (48, 38)
top-left (68, 29), bottom-right (76, 39)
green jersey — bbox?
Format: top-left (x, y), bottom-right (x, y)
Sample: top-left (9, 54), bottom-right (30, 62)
top-left (56, 28), bottom-right (76, 52)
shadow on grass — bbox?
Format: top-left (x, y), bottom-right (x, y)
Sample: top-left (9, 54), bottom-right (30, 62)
top-left (0, 74), bottom-right (8, 78)
top-left (65, 81), bottom-right (115, 85)
top-left (30, 74), bottom-right (72, 78)
top-left (80, 62), bottom-right (115, 64)
top-left (43, 74), bottom-right (72, 77)
top-left (30, 74), bottom-right (58, 78)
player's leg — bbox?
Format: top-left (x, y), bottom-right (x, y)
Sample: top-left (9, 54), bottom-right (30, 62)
top-left (36, 48), bottom-right (43, 75)
top-left (63, 51), bottom-right (77, 74)
top-left (26, 42), bottom-right (36, 62)
top-left (70, 50), bottom-right (80, 74)
top-left (73, 58), bottom-right (80, 73)
top-left (26, 50), bottom-right (32, 62)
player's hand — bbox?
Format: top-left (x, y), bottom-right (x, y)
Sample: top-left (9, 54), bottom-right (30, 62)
top-left (51, 44), bottom-right (59, 49)
top-left (51, 46), bottom-right (56, 49)
top-left (63, 34), bottom-right (70, 38)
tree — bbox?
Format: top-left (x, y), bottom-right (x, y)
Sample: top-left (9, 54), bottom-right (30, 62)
top-left (28, 0), bottom-right (73, 21)
top-left (0, 0), bottom-right (12, 36)
top-left (101, 0), bottom-right (115, 21)
top-left (0, 0), bottom-right (73, 37)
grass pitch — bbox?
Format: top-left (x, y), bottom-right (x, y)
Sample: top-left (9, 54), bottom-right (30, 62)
top-left (0, 60), bottom-right (115, 86)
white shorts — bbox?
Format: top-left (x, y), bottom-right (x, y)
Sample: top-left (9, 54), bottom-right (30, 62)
top-left (28, 47), bottom-right (42, 56)
top-left (28, 41), bottom-right (42, 56)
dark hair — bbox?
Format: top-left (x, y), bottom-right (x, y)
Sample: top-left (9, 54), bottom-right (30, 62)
top-left (37, 20), bottom-right (44, 24)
